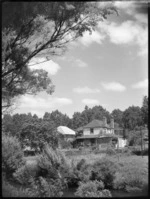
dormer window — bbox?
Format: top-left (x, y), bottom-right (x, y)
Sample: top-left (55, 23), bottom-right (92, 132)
top-left (90, 128), bottom-right (94, 134)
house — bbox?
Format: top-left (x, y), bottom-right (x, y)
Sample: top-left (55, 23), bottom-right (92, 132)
top-left (75, 117), bottom-right (127, 149)
top-left (57, 126), bottom-right (76, 141)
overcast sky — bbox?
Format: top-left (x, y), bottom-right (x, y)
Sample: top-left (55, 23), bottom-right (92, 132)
top-left (14, 1), bottom-right (148, 118)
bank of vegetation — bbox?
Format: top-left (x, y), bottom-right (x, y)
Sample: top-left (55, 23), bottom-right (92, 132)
top-left (2, 132), bottom-right (148, 197)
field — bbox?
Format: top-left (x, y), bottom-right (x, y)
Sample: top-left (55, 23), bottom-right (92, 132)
top-left (24, 149), bottom-right (148, 169)
top-left (64, 149), bottom-right (148, 165)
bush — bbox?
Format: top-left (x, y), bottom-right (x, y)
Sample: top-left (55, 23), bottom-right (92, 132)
top-left (29, 177), bottom-right (64, 197)
top-left (76, 158), bottom-right (86, 170)
top-left (106, 147), bottom-right (116, 156)
top-left (13, 164), bottom-right (37, 185)
top-left (113, 171), bottom-right (146, 191)
top-left (38, 145), bottom-right (70, 181)
top-left (2, 175), bottom-right (32, 197)
top-left (2, 134), bottom-right (24, 179)
top-left (90, 158), bottom-right (118, 189)
top-left (75, 180), bottom-right (112, 197)
top-left (113, 160), bottom-right (148, 191)
top-left (66, 159), bottom-right (92, 187)
top-left (116, 148), bottom-right (133, 156)
top-left (59, 139), bottom-right (72, 149)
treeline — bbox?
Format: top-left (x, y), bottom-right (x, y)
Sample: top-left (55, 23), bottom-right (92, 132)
top-left (3, 95), bottom-right (148, 131)
top-left (2, 96), bottom-right (148, 150)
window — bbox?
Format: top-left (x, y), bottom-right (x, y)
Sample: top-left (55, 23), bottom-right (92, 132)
top-left (90, 128), bottom-right (94, 134)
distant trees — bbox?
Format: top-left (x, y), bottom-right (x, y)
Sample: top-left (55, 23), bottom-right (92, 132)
top-left (2, 95), bottom-right (148, 150)
top-left (111, 109), bottom-right (123, 127)
top-left (72, 105), bottom-right (111, 129)
top-left (122, 106), bottom-right (143, 130)
top-left (43, 110), bottom-right (73, 129)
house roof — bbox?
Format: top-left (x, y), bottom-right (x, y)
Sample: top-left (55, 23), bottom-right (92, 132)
top-left (84, 119), bottom-right (112, 129)
top-left (57, 126), bottom-right (76, 135)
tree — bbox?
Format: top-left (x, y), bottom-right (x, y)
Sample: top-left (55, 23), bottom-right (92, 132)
top-left (43, 110), bottom-right (72, 128)
top-left (20, 120), bottom-right (58, 151)
top-left (72, 112), bottom-right (86, 129)
top-left (111, 109), bottom-right (123, 127)
top-left (2, 2), bottom-right (117, 111)
top-left (2, 114), bottom-right (14, 134)
top-left (2, 113), bottom-right (35, 138)
top-left (141, 96), bottom-right (148, 126)
top-left (91, 106), bottom-right (111, 123)
top-left (81, 106), bottom-right (94, 124)
top-left (122, 106), bottom-right (143, 130)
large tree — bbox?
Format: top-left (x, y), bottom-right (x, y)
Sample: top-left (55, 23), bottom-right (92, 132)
top-left (2, 2), bottom-right (117, 111)
top-left (111, 109), bottom-right (123, 127)
top-left (122, 106), bottom-right (143, 130)
top-left (19, 120), bottom-right (58, 151)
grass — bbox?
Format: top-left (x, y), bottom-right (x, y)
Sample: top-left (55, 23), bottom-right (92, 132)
top-left (67, 150), bottom-right (148, 192)
top-left (68, 153), bottom-right (106, 165)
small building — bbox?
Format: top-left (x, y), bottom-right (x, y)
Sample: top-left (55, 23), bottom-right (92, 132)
top-left (75, 117), bottom-right (126, 149)
top-left (57, 126), bottom-right (76, 141)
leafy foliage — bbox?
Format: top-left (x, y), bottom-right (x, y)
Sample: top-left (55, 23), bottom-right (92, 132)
top-left (2, 2), bottom-right (117, 111)
top-left (122, 106), bottom-right (143, 130)
top-left (106, 147), bottom-right (116, 156)
top-left (90, 158), bottom-right (118, 188)
top-left (43, 110), bottom-right (73, 129)
top-left (2, 133), bottom-right (24, 178)
top-left (28, 177), bottom-right (64, 197)
top-left (2, 175), bottom-right (32, 197)
top-left (113, 158), bottom-right (148, 191)
top-left (20, 120), bottom-right (58, 151)
top-left (72, 105), bottom-right (111, 129)
top-left (75, 180), bottom-right (112, 197)
top-left (111, 109), bottom-right (123, 127)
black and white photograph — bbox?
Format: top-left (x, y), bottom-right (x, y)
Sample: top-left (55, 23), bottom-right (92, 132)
top-left (2, 0), bottom-right (148, 197)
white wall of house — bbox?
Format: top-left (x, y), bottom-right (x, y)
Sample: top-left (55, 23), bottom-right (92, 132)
top-left (108, 129), bottom-right (114, 134)
top-left (83, 128), bottom-right (91, 135)
top-left (83, 127), bottom-right (114, 135)
top-left (118, 138), bottom-right (127, 148)
top-left (84, 127), bottom-right (104, 135)
top-left (94, 128), bottom-right (102, 135)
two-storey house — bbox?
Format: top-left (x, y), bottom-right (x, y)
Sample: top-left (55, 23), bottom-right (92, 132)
top-left (76, 117), bottom-right (126, 149)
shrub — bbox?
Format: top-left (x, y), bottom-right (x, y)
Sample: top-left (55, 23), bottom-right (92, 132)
top-left (59, 139), bottom-right (72, 149)
top-left (38, 145), bottom-right (70, 181)
top-left (90, 158), bottom-right (118, 189)
top-left (66, 159), bottom-right (92, 187)
top-left (2, 134), bottom-right (24, 179)
top-left (113, 160), bottom-right (148, 191)
top-left (76, 158), bottom-right (86, 170)
top-left (29, 177), bottom-right (64, 197)
top-left (2, 175), bottom-right (32, 197)
top-left (116, 148), bottom-right (132, 156)
top-left (13, 164), bottom-right (37, 185)
top-left (106, 147), bottom-right (116, 156)
top-left (75, 180), bottom-right (112, 197)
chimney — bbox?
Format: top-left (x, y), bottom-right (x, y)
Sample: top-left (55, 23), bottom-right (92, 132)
top-left (103, 116), bottom-right (107, 127)
top-left (110, 116), bottom-right (114, 129)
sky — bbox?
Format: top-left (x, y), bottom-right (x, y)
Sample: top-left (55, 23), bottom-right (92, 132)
top-left (13, 1), bottom-right (148, 118)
